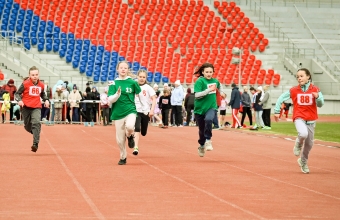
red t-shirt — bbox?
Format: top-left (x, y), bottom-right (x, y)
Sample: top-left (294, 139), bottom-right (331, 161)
top-left (22, 79), bottom-right (45, 108)
top-left (290, 84), bottom-right (319, 122)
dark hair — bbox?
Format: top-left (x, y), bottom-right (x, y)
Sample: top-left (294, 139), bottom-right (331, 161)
top-left (249, 87), bottom-right (256, 91)
top-left (193, 63), bottom-right (215, 77)
top-left (155, 91), bottom-right (160, 97)
top-left (297, 68), bottom-right (312, 82)
top-left (85, 87), bottom-right (91, 93)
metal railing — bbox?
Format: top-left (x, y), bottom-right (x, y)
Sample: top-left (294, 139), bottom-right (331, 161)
top-left (245, 0), bottom-right (340, 77)
top-left (0, 32), bottom-right (64, 77)
top-left (246, 0), bottom-right (340, 8)
top-left (294, 5), bottom-right (340, 76)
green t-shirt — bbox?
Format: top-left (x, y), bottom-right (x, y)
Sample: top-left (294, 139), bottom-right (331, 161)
top-left (194, 77), bottom-right (221, 115)
top-left (108, 78), bottom-right (141, 120)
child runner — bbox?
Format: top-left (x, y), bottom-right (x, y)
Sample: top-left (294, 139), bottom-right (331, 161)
top-left (193, 63), bottom-right (220, 157)
top-left (218, 92), bottom-right (228, 128)
top-left (108, 61), bottom-right (141, 165)
top-left (274, 68), bottom-right (324, 174)
top-left (14, 66), bottom-right (50, 152)
top-left (159, 90), bottom-right (171, 128)
top-left (133, 70), bottom-right (156, 155)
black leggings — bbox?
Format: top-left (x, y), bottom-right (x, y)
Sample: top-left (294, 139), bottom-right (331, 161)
top-left (134, 112), bottom-right (150, 136)
top-left (262, 109), bottom-right (271, 127)
top-left (161, 109), bottom-right (170, 126)
top-left (241, 106), bottom-right (253, 126)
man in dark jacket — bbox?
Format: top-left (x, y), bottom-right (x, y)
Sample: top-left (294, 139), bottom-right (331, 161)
top-left (228, 83), bottom-right (241, 128)
top-left (184, 88), bottom-right (195, 126)
top-left (2, 79), bottom-right (17, 122)
top-left (241, 86), bottom-right (253, 127)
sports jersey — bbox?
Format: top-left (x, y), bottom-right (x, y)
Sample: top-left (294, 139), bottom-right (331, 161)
top-left (290, 84), bottom-right (319, 121)
top-left (135, 84), bottom-right (156, 113)
top-left (194, 77), bottom-right (220, 115)
top-left (17, 79), bottom-right (46, 108)
top-left (108, 78), bottom-right (141, 120)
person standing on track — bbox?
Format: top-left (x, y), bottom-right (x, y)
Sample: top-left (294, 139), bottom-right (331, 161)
top-left (108, 61), bottom-right (141, 165)
top-left (228, 83), bottom-right (242, 128)
top-left (274, 68), bottom-right (324, 174)
top-left (193, 63), bottom-right (221, 157)
top-left (133, 70), bottom-right (156, 156)
top-left (14, 66), bottom-right (50, 152)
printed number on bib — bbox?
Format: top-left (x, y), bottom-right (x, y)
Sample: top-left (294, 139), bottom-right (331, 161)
top-left (207, 83), bottom-right (216, 94)
top-left (29, 86), bottom-right (41, 96)
top-left (126, 88), bottom-right (132, 93)
top-left (297, 94), bottom-right (313, 106)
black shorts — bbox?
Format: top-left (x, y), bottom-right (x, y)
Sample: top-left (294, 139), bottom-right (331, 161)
top-left (134, 112), bottom-right (150, 136)
top-left (219, 110), bottom-right (226, 115)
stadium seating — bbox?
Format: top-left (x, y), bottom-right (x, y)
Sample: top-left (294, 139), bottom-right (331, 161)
top-left (0, 0), bottom-right (280, 85)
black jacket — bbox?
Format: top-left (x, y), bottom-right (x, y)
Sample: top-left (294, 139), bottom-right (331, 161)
top-left (229, 86), bottom-right (241, 109)
top-left (159, 95), bottom-right (171, 110)
top-left (184, 93), bottom-right (195, 109)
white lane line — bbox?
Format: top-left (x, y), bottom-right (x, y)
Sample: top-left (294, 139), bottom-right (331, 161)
top-left (93, 137), bottom-right (266, 220)
top-left (44, 137), bottom-right (105, 220)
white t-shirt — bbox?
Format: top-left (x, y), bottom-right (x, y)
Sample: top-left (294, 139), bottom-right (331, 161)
top-left (219, 98), bottom-right (229, 110)
top-left (135, 84), bottom-right (156, 113)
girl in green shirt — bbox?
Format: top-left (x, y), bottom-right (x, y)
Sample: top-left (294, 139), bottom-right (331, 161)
top-left (108, 61), bottom-right (141, 165)
top-left (193, 63), bottom-right (221, 157)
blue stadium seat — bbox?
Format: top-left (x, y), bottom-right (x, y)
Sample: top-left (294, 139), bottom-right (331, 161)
top-left (31, 37), bottom-right (37, 45)
top-left (101, 76), bottom-right (108, 82)
top-left (162, 77), bottom-right (169, 83)
top-left (46, 43), bottom-right (52, 52)
top-left (79, 66), bottom-right (86, 73)
top-left (86, 70), bottom-right (92, 77)
top-left (66, 55), bottom-right (72, 63)
top-left (108, 75), bottom-right (114, 80)
top-left (37, 43), bottom-right (44, 51)
top-left (59, 50), bottom-right (66, 58)
top-left (93, 75), bottom-right (100, 82)
top-left (72, 61), bottom-right (79, 68)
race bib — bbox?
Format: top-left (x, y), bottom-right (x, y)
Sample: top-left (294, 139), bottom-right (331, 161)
top-left (162, 99), bottom-right (168, 104)
top-left (207, 83), bottom-right (216, 94)
top-left (297, 94), bottom-right (313, 106)
top-left (29, 86), bottom-right (41, 96)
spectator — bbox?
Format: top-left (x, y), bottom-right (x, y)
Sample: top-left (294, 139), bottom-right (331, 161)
top-left (53, 85), bottom-right (65, 123)
top-left (50, 80), bottom-right (64, 124)
top-left (170, 80), bottom-right (184, 127)
top-left (218, 92), bottom-right (229, 128)
top-left (228, 83), bottom-right (241, 128)
top-left (100, 86), bottom-right (110, 126)
top-left (259, 85), bottom-right (272, 129)
top-left (279, 102), bottom-right (291, 119)
top-left (1, 90), bottom-right (10, 123)
top-left (159, 89), bottom-right (171, 128)
top-left (2, 79), bottom-right (17, 122)
top-left (91, 86), bottom-right (100, 122)
top-left (253, 86), bottom-right (265, 129)
top-left (41, 81), bottom-right (52, 121)
top-left (241, 86), bottom-right (253, 127)
top-left (83, 87), bottom-right (96, 127)
top-left (184, 88), bottom-right (195, 126)
top-left (68, 84), bottom-right (82, 122)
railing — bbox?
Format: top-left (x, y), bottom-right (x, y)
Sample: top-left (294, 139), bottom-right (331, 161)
top-left (245, 0), bottom-right (340, 77)
top-left (294, 5), bottom-right (340, 76)
top-left (246, 0), bottom-right (340, 8)
top-left (0, 45), bottom-right (29, 74)
top-left (0, 32), bottom-right (64, 77)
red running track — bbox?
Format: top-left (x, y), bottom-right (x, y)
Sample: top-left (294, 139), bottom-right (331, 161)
top-left (0, 123), bottom-right (339, 219)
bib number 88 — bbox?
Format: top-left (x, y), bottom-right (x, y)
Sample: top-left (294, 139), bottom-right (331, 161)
top-left (297, 94), bottom-right (313, 106)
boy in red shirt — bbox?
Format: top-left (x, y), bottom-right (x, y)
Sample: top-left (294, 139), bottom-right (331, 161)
top-left (15, 66), bottom-right (50, 152)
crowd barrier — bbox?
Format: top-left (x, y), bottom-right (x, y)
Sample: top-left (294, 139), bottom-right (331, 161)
top-left (0, 100), bottom-right (106, 125)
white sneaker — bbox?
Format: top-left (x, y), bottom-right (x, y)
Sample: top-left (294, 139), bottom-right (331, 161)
top-left (133, 146), bottom-right (139, 156)
top-left (178, 125), bottom-right (183, 127)
top-left (198, 146), bottom-right (205, 157)
top-left (204, 140), bottom-right (213, 151)
top-left (293, 138), bottom-right (302, 156)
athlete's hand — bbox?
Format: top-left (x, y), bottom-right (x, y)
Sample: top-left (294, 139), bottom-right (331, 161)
top-left (274, 114), bottom-right (280, 122)
top-left (44, 100), bottom-right (50, 108)
top-left (312, 92), bottom-right (319, 98)
top-left (18, 101), bottom-right (24, 107)
top-left (149, 111), bottom-right (154, 118)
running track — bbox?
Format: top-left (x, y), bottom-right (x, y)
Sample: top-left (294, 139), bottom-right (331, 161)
top-left (0, 122), bottom-right (339, 219)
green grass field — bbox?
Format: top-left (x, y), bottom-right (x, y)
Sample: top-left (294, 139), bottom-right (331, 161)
top-left (259, 122), bottom-right (340, 143)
